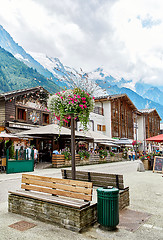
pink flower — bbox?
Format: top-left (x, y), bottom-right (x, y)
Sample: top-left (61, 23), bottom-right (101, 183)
top-left (77, 95), bottom-right (80, 98)
top-left (47, 109), bottom-right (50, 112)
top-left (82, 101), bottom-right (86, 103)
top-left (63, 119), bottom-right (68, 123)
top-left (82, 97), bottom-right (86, 100)
top-left (93, 96), bottom-right (95, 99)
top-left (69, 101), bottom-right (71, 104)
top-left (72, 101), bottom-right (74, 104)
top-left (86, 93), bottom-right (90, 96)
top-left (58, 92), bottom-right (61, 95)
top-left (67, 116), bottom-right (71, 119)
top-left (75, 99), bottom-right (78, 102)
top-left (84, 105), bottom-right (87, 108)
top-left (74, 94), bottom-right (76, 97)
top-left (61, 96), bottom-right (63, 99)
top-left (45, 107), bottom-right (47, 110)
top-left (79, 104), bottom-right (83, 109)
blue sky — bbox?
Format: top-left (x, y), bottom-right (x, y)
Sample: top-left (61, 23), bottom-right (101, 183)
top-left (0, 0), bottom-right (163, 86)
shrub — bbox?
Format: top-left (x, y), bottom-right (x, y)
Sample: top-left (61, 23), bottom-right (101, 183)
top-left (109, 151), bottom-right (115, 157)
top-left (99, 149), bottom-right (108, 159)
top-left (61, 148), bottom-right (71, 160)
top-left (78, 150), bottom-right (90, 160)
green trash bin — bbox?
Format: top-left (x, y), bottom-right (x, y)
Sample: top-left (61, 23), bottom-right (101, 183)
top-left (97, 186), bottom-right (119, 230)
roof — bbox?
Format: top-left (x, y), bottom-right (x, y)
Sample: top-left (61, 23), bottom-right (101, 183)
top-left (0, 86), bottom-right (49, 100)
top-left (95, 94), bottom-right (137, 111)
top-left (146, 134), bottom-right (163, 142)
top-left (139, 108), bottom-right (156, 113)
top-left (139, 108), bottom-right (161, 120)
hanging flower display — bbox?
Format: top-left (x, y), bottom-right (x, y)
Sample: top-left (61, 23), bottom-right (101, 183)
top-left (48, 88), bottom-right (95, 131)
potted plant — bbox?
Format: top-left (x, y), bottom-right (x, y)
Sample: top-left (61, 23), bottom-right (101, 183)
top-left (78, 150), bottom-right (90, 162)
top-left (61, 148), bottom-right (71, 163)
top-left (99, 149), bottom-right (108, 160)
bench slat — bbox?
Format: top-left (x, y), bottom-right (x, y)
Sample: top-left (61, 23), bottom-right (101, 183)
top-left (62, 170), bottom-right (123, 180)
top-left (61, 170), bottom-right (125, 189)
top-left (22, 174), bottom-right (93, 188)
top-left (22, 178), bottom-right (93, 195)
top-left (21, 184), bottom-right (92, 201)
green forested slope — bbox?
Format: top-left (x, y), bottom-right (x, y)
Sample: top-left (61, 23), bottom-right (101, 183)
top-left (0, 47), bottom-right (60, 93)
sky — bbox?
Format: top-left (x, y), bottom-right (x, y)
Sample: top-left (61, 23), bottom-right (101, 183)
top-left (0, 0), bottom-right (163, 86)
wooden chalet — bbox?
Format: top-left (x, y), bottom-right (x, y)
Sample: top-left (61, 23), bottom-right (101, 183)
top-left (94, 94), bottom-right (137, 139)
top-left (139, 109), bottom-right (161, 139)
top-left (0, 86), bottom-right (51, 133)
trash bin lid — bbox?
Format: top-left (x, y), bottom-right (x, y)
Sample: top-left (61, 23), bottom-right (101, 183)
top-left (97, 186), bottom-right (119, 194)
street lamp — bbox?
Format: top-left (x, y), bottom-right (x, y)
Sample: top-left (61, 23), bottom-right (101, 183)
top-left (134, 113), bottom-right (138, 160)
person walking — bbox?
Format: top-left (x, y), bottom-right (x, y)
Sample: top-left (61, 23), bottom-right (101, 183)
top-left (128, 148), bottom-right (132, 161)
top-left (132, 150), bottom-right (136, 161)
top-left (33, 146), bottom-right (38, 167)
top-left (26, 145), bottom-right (31, 160)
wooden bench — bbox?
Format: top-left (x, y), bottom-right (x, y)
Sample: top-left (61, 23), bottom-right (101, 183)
top-left (8, 174), bottom-right (96, 232)
top-left (61, 169), bottom-right (130, 210)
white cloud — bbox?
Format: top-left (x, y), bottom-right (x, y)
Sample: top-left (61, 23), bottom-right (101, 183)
top-left (0, 0), bottom-right (163, 86)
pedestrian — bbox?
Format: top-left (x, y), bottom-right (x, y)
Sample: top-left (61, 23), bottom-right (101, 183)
top-left (132, 150), bottom-right (135, 161)
top-left (26, 145), bottom-right (31, 160)
top-left (128, 148), bottom-right (132, 161)
top-left (33, 147), bottom-right (38, 166)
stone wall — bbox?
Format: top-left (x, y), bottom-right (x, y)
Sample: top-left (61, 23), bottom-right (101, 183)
top-left (8, 194), bottom-right (97, 232)
top-left (119, 187), bottom-right (130, 210)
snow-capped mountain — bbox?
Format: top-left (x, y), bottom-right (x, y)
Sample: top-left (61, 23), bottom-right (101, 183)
top-left (0, 25), bottom-right (55, 80)
top-left (0, 25), bottom-right (163, 120)
top-left (29, 52), bottom-right (106, 96)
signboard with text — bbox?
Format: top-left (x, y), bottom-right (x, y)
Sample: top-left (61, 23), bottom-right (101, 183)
top-left (153, 156), bottom-right (163, 173)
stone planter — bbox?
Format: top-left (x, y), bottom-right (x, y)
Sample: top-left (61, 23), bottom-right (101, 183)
top-left (142, 159), bottom-right (150, 170)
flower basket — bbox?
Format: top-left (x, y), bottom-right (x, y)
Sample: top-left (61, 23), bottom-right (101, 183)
top-left (48, 88), bottom-right (94, 131)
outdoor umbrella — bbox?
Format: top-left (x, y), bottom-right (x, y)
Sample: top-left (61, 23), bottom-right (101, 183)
top-left (17, 124), bottom-right (71, 136)
top-left (146, 134), bottom-right (163, 142)
top-left (0, 132), bottom-right (19, 140)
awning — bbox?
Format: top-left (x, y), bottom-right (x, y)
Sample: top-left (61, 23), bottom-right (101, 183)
top-left (97, 142), bottom-right (119, 147)
top-left (115, 138), bottom-right (133, 145)
top-left (146, 134), bottom-right (163, 143)
top-left (77, 130), bottom-right (114, 142)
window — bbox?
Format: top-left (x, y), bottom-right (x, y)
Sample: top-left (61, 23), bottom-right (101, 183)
top-left (97, 124), bottom-right (106, 131)
top-left (43, 113), bottom-right (49, 124)
top-left (17, 108), bottom-right (26, 121)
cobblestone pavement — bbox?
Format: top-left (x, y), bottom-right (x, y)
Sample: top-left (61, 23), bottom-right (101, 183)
top-left (0, 160), bottom-right (163, 240)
